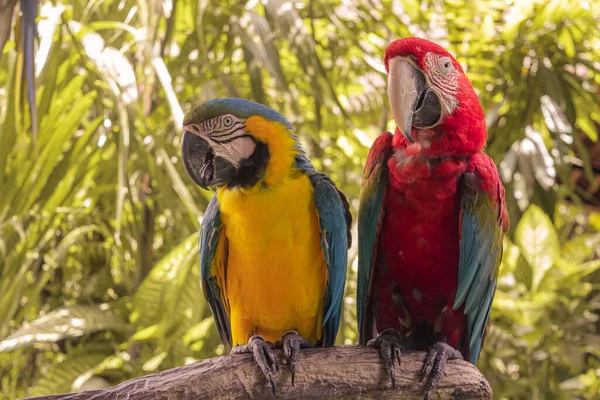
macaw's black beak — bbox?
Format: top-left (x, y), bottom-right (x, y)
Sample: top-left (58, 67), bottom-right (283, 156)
top-left (181, 131), bottom-right (214, 189)
top-left (387, 57), bottom-right (442, 143)
top-left (181, 131), bottom-right (235, 190)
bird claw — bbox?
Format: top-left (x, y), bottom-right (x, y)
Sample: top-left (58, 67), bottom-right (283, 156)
top-left (367, 328), bottom-right (405, 388)
top-left (231, 335), bottom-right (279, 394)
top-left (275, 330), bottom-right (313, 386)
top-left (420, 342), bottom-right (462, 400)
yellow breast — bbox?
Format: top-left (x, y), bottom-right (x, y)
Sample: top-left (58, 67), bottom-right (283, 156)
top-left (217, 174), bottom-right (327, 346)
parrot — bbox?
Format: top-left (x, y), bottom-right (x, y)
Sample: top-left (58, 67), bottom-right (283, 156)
top-left (180, 98), bottom-right (352, 393)
top-left (357, 37), bottom-right (509, 398)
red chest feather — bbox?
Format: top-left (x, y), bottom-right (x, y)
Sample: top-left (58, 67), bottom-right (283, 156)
top-left (379, 153), bottom-right (467, 324)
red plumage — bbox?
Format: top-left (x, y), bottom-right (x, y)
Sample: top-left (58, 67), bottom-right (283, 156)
top-left (358, 38), bottom-right (509, 370)
top-left (373, 133), bottom-right (507, 356)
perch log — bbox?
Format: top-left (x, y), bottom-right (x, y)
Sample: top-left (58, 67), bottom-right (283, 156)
top-left (26, 345), bottom-right (492, 400)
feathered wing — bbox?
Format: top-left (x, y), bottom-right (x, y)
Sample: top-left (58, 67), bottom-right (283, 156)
top-left (199, 195), bottom-right (232, 350)
top-left (309, 172), bottom-right (352, 347)
top-left (357, 132), bottom-right (393, 344)
top-left (453, 154), bottom-right (509, 364)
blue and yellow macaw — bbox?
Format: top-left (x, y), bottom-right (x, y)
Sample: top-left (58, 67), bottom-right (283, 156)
top-left (181, 98), bottom-right (352, 392)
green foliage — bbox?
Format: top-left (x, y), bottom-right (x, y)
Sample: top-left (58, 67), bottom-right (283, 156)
top-left (482, 205), bottom-right (600, 399)
top-left (0, 0), bottom-right (599, 399)
top-left (0, 305), bottom-right (127, 352)
top-left (27, 347), bottom-right (113, 397)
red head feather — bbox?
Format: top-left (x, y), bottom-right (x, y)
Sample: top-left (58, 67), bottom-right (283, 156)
top-left (385, 37), bottom-right (487, 157)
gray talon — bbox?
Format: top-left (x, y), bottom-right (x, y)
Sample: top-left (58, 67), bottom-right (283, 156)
top-left (420, 341), bottom-right (462, 400)
top-left (276, 330), bottom-right (313, 386)
top-left (368, 328), bottom-right (405, 388)
top-left (232, 335), bottom-right (279, 394)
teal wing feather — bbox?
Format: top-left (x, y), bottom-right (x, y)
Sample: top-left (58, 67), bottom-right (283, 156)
top-left (199, 195), bottom-right (232, 349)
top-left (357, 132), bottom-right (393, 344)
top-left (308, 171), bottom-right (351, 347)
top-left (453, 154), bottom-right (508, 364)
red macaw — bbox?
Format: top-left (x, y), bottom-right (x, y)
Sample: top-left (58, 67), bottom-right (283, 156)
top-left (357, 38), bottom-right (509, 398)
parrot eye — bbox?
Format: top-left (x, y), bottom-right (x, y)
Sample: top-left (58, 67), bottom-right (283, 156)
top-left (439, 57), bottom-right (454, 75)
top-left (223, 116), bottom-right (234, 127)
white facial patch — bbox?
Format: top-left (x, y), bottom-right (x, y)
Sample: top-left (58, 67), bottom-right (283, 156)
top-left (183, 114), bottom-right (256, 168)
top-left (213, 136), bottom-right (256, 167)
top-left (424, 53), bottom-right (459, 115)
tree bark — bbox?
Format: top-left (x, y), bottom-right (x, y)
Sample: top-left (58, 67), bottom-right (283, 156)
top-left (25, 346), bottom-right (492, 400)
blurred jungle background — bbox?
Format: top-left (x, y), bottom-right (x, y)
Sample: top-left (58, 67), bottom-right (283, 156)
top-left (0, 0), bottom-right (599, 398)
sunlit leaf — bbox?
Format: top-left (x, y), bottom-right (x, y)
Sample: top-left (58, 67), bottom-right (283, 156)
top-left (0, 305), bottom-right (127, 352)
top-left (131, 324), bottom-right (160, 342)
top-left (561, 233), bottom-right (600, 264)
top-left (558, 29), bottom-right (575, 58)
top-left (514, 205), bottom-right (560, 292)
top-left (142, 351), bottom-right (168, 372)
top-left (182, 317), bottom-right (214, 347)
top-left (131, 233), bottom-right (198, 328)
top-left (27, 350), bottom-right (110, 397)
top-left (564, 259), bottom-right (600, 283)
top-left (576, 115), bottom-right (599, 141)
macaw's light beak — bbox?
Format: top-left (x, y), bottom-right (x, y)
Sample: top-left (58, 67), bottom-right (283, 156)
top-left (181, 130), bottom-right (236, 190)
top-left (387, 57), bottom-right (442, 143)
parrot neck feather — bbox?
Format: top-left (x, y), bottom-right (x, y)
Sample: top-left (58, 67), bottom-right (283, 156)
top-left (243, 115), bottom-right (298, 189)
top-left (392, 123), bottom-right (486, 158)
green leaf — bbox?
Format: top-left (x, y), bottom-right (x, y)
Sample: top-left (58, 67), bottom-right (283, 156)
top-left (561, 233), bottom-right (600, 264)
top-left (157, 147), bottom-right (204, 221)
top-left (131, 233), bottom-right (199, 328)
top-left (514, 255), bottom-right (533, 290)
top-left (576, 114), bottom-right (599, 141)
top-left (142, 351), bottom-right (168, 372)
top-left (160, 242), bottom-right (206, 337)
top-left (182, 317), bottom-right (214, 347)
top-left (85, 21), bottom-right (139, 38)
top-left (558, 28), bottom-right (575, 58)
top-left (131, 324), bottom-right (160, 342)
top-left (514, 205), bottom-right (560, 292)
top-left (27, 349), bottom-right (110, 397)
top-left (0, 305), bottom-right (127, 352)
top-left (554, 256), bottom-right (580, 276)
top-left (564, 259), bottom-right (600, 283)
top-left (499, 237), bottom-right (520, 277)
top-left (590, 213), bottom-right (600, 231)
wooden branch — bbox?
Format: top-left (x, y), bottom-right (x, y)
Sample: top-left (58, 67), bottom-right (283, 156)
top-left (26, 346), bottom-right (492, 400)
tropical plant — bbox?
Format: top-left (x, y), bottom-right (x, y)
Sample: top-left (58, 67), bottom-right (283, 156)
top-left (481, 204), bottom-right (600, 400)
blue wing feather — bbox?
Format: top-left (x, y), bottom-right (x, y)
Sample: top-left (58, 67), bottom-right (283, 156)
top-left (307, 170), bottom-right (351, 346)
top-left (296, 150), bottom-right (351, 347)
top-left (453, 161), bottom-right (506, 365)
top-left (199, 195), bottom-right (232, 348)
top-left (356, 132), bottom-right (393, 344)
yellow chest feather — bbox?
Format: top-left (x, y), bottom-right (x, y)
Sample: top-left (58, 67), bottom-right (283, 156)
top-left (217, 174), bottom-right (327, 345)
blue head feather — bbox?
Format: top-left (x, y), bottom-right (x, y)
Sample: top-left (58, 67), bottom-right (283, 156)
top-left (184, 98), bottom-right (294, 130)
top-left (185, 97), bottom-right (314, 171)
